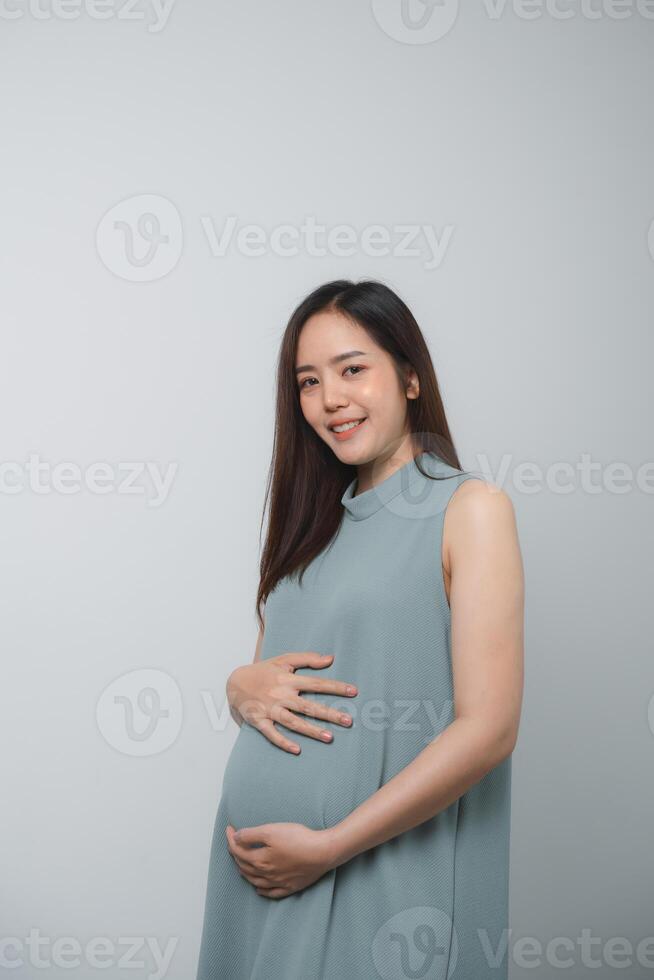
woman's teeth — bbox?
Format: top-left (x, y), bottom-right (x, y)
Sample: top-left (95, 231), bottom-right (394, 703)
top-left (333, 418), bottom-right (365, 433)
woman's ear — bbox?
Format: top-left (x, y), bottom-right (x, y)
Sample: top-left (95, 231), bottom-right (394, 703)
top-left (406, 368), bottom-right (420, 399)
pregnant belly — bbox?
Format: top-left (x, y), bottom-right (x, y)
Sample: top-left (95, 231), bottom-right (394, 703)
top-left (220, 719), bottom-right (378, 831)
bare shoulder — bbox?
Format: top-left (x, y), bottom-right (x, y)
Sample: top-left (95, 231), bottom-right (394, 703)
top-left (442, 478), bottom-right (520, 574)
top-left (447, 476), bottom-right (515, 522)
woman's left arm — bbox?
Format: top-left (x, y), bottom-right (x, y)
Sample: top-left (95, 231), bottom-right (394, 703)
top-left (226, 481), bottom-right (524, 895)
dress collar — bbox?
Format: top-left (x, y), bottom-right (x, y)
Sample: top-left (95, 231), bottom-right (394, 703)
top-left (340, 451), bottom-right (432, 522)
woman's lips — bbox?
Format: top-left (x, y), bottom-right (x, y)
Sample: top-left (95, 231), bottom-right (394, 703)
top-left (331, 418), bottom-right (367, 442)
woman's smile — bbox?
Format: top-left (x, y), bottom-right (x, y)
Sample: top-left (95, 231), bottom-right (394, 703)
top-left (329, 417), bottom-right (367, 441)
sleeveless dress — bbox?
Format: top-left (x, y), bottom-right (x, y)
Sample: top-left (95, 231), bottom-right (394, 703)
top-left (196, 451), bottom-right (512, 980)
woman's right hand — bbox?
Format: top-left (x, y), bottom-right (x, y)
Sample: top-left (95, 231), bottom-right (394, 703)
top-left (226, 653), bottom-right (358, 755)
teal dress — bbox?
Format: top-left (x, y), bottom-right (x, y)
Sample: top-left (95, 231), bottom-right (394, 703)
top-left (196, 451), bottom-right (511, 979)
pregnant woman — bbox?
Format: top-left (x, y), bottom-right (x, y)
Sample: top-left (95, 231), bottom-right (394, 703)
top-left (196, 279), bottom-right (524, 980)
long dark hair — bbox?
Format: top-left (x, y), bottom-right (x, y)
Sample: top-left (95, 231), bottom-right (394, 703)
top-left (255, 278), bottom-right (467, 628)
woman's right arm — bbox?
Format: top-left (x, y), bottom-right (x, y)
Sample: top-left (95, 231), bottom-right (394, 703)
top-left (225, 619), bottom-right (358, 754)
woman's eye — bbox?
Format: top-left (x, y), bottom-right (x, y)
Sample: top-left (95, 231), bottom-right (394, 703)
top-left (299, 366), bottom-right (365, 390)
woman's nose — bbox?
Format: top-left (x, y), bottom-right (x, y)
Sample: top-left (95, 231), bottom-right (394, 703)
top-left (321, 383), bottom-right (348, 410)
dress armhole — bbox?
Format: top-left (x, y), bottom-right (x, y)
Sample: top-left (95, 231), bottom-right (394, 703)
top-left (435, 474), bottom-right (487, 615)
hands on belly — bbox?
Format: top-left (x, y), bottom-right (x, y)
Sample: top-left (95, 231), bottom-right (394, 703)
top-left (224, 649), bottom-right (361, 897)
top-left (227, 650), bottom-right (358, 754)
top-left (225, 820), bottom-right (340, 899)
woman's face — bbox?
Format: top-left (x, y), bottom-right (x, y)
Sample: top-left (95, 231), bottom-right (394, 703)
top-left (295, 310), bottom-right (419, 466)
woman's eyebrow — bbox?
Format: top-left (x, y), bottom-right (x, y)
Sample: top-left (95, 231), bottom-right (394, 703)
top-left (295, 350), bottom-right (369, 375)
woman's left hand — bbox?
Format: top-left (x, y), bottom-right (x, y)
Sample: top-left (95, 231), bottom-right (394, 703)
top-left (225, 821), bottom-right (339, 899)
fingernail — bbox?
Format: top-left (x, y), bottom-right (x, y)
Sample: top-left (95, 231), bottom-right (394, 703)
top-left (321, 730), bottom-right (332, 741)
top-left (346, 685), bottom-right (357, 695)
